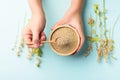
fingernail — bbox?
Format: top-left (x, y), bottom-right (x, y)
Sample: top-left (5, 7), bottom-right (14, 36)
top-left (34, 43), bottom-right (39, 48)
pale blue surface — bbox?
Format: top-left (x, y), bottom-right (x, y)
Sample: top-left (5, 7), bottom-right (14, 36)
top-left (0, 0), bottom-right (120, 80)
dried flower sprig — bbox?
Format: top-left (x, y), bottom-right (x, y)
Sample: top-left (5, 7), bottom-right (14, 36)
top-left (96, 42), bottom-right (103, 62)
top-left (16, 35), bottom-right (43, 67)
top-left (94, 4), bottom-right (101, 27)
top-left (36, 56), bottom-right (41, 67)
top-left (12, 23), bottom-right (20, 51)
top-left (84, 16), bottom-right (95, 57)
top-left (103, 38), bottom-right (109, 62)
top-left (85, 0), bottom-right (118, 63)
top-left (84, 43), bottom-right (92, 57)
top-left (16, 37), bottom-right (24, 56)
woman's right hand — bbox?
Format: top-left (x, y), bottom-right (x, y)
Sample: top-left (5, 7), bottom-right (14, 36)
top-left (22, 15), bottom-right (46, 48)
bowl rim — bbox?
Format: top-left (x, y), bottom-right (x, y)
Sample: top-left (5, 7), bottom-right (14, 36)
top-left (49, 24), bottom-right (80, 56)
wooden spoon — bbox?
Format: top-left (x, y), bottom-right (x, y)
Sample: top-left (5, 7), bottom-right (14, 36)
top-left (26, 37), bottom-right (60, 45)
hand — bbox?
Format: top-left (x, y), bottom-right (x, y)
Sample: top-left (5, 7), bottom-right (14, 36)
top-left (22, 15), bottom-right (46, 48)
top-left (52, 10), bottom-right (85, 52)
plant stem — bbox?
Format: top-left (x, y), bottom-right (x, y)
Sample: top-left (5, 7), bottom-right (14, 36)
top-left (102, 0), bottom-right (107, 38)
top-left (111, 16), bottom-right (119, 38)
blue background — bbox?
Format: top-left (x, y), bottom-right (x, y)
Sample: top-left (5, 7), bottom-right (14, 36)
top-left (0, 0), bottom-right (120, 80)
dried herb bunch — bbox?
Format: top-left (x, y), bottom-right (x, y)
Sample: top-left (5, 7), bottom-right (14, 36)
top-left (85, 0), bottom-right (118, 62)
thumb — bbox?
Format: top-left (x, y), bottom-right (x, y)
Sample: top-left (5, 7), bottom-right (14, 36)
top-left (32, 31), bottom-right (40, 47)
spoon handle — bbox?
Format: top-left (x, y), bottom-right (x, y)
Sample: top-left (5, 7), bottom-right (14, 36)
top-left (26, 41), bottom-right (54, 45)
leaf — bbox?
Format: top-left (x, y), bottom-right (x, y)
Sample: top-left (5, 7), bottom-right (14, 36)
top-left (87, 36), bottom-right (101, 42)
top-left (88, 16), bottom-right (95, 27)
top-left (94, 4), bottom-right (99, 13)
top-left (37, 48), bottom-right (42, 57)
top-left (31, 48), bottom-right (42, 57)
top-left (97, 10), bottom-right (100, 16)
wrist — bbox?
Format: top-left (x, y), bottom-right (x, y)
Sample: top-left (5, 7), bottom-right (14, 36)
top-left (31, 13), bottom-right (46, 27)
top-left (68, 0), bottom-right (84, 14)
top-left (32, 12), bottom-right (45, 19)
top-left (32, 10), bottom-right (45, 17)
top-left (64, 8), bottom-right (81, 19)
top-left (68, 8), bottom-right (81, 15)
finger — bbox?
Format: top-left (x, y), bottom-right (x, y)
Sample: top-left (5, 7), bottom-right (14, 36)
top-left (73, 24), bottom-right (85, 52)
top-left (40, 44), bottom-right (43, 47)
top-left (40, 32), bottom-right (46, 41)
top-left (23, 34), bottom-right (32, 44)
top-left (23, 34), bottom-right (37, 48)
top-left (76, 36), bottom-right (85, 52)
top-left (32, 31), bottom-right (40, 47)
top-left (27, 44), bottom-right (35, 48)
top-left (23, 35), bottom-right (37, 48)
top-left (39, 32), bottom-right (46, 46)
top-left (77, 28), bottom-right (85, 52)
top-left (22, 24), bottom-right (31, 34)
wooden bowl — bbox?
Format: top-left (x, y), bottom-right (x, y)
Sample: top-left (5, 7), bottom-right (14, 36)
top-left (49, 25), bottom-right (80, 56)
